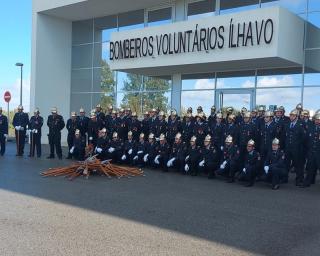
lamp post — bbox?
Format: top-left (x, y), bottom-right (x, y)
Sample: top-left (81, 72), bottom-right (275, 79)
top-left (15, 63), bottom-right (23, 106)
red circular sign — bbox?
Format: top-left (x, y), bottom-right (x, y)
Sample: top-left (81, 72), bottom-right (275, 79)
top-left (4, 91), bottom-right (11, 103)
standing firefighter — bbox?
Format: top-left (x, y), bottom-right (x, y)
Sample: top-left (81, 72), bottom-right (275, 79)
top-left (47, 107), bottom-right (65, 159)
top-left (12, 105), bottom-right (29, 156)
top-left (66, 111), bottom-right (78, 159)
top-left (0, 107), bottom-right (8, 156)
top-left (28, 108), bottom-right (44, 157)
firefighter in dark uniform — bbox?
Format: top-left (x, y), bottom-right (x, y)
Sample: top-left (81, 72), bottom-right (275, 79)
top-left (259, 111), bottom-right (277, 163)
top-left (141, 112), bottom-right (150, 139)
top-left (210, 113), bottom-right (226, 161)
top-left (133, 133), bottom-right (147, 167)
top-left (238, 139), bottom-right (261, 187)
top-left (167, 133), bottom-right (186, 173)
top-left (274, 107), bottom-right (289, 150)
top-left (0, 107), bottom-right (8, 156)
top-left (207, 106), bottom-right (216, 128)
top-left (118, 108), bottom-right (128, 141)
top-left (167, 110), bottom-right (181, 146)
top-left (224, 114), bottom-right (239, 146)
top-left (107, 132), bottom-right (123, 163)
top-left (66, 111), bottom-right (78, 159)
top-left (143, 133), bottom-right (158, 168)
top-left (69, 129), bottom-right (86, 161)
top-left (302, 114), bottom-right (320, 187)
top-left (28, 108), bottom-right (44, 158)
top-left (194, 112), bottom-right (208, 147)
top-left (155, 111), bottom-right (167, 138)
top-left (238, 111), bottom-right (256, 165)
top-left (285, 109), bottom-right (305, 186)
top-left (95, 128), bottom-right (109, 160)
top-left (12, 105), bottom-right (29, 156)
top-left (196, 106), bottom-right (203, 115)
top-left (88, 112), bottom-right (101, 147)
top-left (154, 134), bottom-right (170, 171)
top-left (198, 135), bottom-right (219, 179)
top-left (182, 113), bottom-right (194, 143)
top-left (236, 107), bottom-right (247, 125)
top-left (301, 110), bottom-right (313, 166)
top-left (47, 107), bottom-right (65, 159)
top-left (77, 108), bottom-right (89, 141)
top-left (184, 136), bottom-right (200, 176)
top-left (105, 105), bottom-right (113, 130)
top-left (148, 109), bottom-right (158, 136)
top-left (264, 138), bottom-right (287, 190)
top-left (120, 131), bottom-right (136, 165)
top-left (217, 135), bottom-right (240, 183)
top-left (295, 103), bottom-right (303, 118)
top-left (108, 110), bottom-right (120, 139)
top-left (95, 104), bottom-right (105, 127)
top-left (128, 112), bottom-right (141, 142)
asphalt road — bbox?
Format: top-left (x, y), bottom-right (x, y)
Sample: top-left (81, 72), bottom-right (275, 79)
top-left (0, 142), bottom-right (320, 256)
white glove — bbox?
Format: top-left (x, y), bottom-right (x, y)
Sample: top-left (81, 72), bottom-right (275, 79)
top-left (220, 146), bottom-right (224, 151)
top-left (156, 137), bottom-right (160, 142)
top-left (167, 157), bottom-right (176, 167)
top-left (199, 160), bottom-right (205, 167)
top-left (143, 154), bottom-right (149, 162)
top-left (137, 150), bottom-right (143, 154)
top-left (184, 164), bottom-right (189, 172)
top-left (96, 147), bottom-right (103, 153)
top-left (264, 166), bottom-right (269, 174)
top-left (34, 129), bottom-right (38, 134)
top-left (223, 161), bottom-right (227, 166)
top-left (108, 147), bottom-right (115, 153)
top-left (128, 149), bottom-right (133, 155)
top-left (133, 155), bottom-right (138, 161)
top-left (70, 146), bottom-right (75, 154)
top-left (121, 155), bottom-right (126, 161)
top-left (154, 155), bottom-right (160, 165)
top-left (4, 134), bottom-right (8, 138)
top-left (26, 129), bottom-right (31, 135)
top-left (220, 163), bottom-right (225, 169)
top-left (15, 126), bottom-right (19, 130)
top-left (185, 155), bottom-right (190, 162)
top-left (89, 136), bottom-right (93, 141)
top-left (242, 168), bottom-right (246, 173)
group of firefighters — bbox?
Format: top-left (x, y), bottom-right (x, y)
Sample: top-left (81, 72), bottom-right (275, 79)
top-left (0, 103), bottom-right (319, 190)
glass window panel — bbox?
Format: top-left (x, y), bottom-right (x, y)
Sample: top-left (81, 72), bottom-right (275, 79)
top-left (257, 74), bottom-right (302, 87)
top-left (72, 44), bottom-right (93, 69)
top-left (71, 93), bottom-right (92, 114)
top-left (71, 69), bottom-right (92, 93)
top-left (307, 12), bottom-right (320, 28)
top-left (72, 19), bottom-right (93, 45)
top-left (308, 0), bottom-right (320, 12)
top-left (304, 73), bottom-right (320, 86)
top-left (95, 64), bottom-right (116, 93)
top-left (93, 43), bottom-right (102, 67)
top-left (182, 79), bottom-right (215, 90)
top-left (261, 0), bottom-right (307, 14)
top-left (94, 93), bottom-right (115, 111)
top-left (118, 9), bottom-right (144, 28)
top-left (303, 87), bottom-right (320, 114)
top-left (144, 77), bottom-right (172, 91)
top-left (118, 23), bottom-right (144, 32)
top-left (188, 0), bottom-right (215, 19)
top-left (181, 90), bottom-right (215, 115)
top-left (218, 92), bottom-right (252, 111)
top-left (256, 87), bottom-right (301, 112)
top-left (217, 76), bottom-right (255, 89)
top-left (117, 72), bottom-right (143, 92)
top-left (305, 49), bottom-right (320, 72)
top-left (220, 0), bottom-right (259, 14)
top-left (94, 15), bottom-right (117, 42)
top-left (148, 7), bottom-right (172, 23)
top-left (306, 21), bottom-right (320, 48)
top-left (148, 19), bottom-right (172, 27)
top-left (101, 42), bottom-right (110, 63)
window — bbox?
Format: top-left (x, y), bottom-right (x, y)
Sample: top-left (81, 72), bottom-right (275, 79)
top-left (187, 0), bottom-right (215, 19)
top-left (148, 7), bottom-right (172, 27)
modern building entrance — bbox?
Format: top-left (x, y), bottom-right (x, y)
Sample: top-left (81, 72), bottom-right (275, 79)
top-left (215, 89), bottom-right (255, 111)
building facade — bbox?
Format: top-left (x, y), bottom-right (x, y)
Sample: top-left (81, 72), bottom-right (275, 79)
top-left (31, 0), bottom-right (320, 142)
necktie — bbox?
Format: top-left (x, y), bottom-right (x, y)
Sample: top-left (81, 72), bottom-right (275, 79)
top-left (290, 123), bottom-right (294, 129)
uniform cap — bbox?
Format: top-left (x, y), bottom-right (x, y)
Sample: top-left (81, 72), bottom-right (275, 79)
top-left (244, 112), bottom-right (251, 118)
top-left (128, 131), bottom-right (133, 136)
top-left (108, 105), bottom-right (113, 110)
top-left (126, 107), bottom-right (131, 111)
top-left (272, 138), bottom-right (280, 145)
top-left (197, 106), bottom-right (203, 111)
top-left (302, 110), bottom-right (310, 116)
top-left (247, 139), bottom-right (255, 146)
top-left (313, 114), bottom-right (320, 120)
top-left (258, 106), bottom-right (265, 111)
top-left (216, 113), bottom-right (223, 119)
top-left (296, 103), bottom-right (303, 110)
top-left (149, 133), bottom-right (155, 139)
top-left (211, 106), bottom-right (216, 111)
top-left (101, 128), bottom-right (107, 133)
top-left (251, 109), bottom-right (258, 114)
top-left (159, 134), bottom-right (166, 141)
top-left (132, 112), bottom-right (137, 117)
top-left (151, 108), bottom-right (157, 112)
top-left (34, 108), bottom-right (40, 114)
top-left (119, 108), bottom-right (124, 113)
top-left (111, 110), bottom-right (117, 114)
top-left (204, 135), bottom-right (211, 142)
top-left (159, 111), bottom-right (165, 116)
top-left (290, 109), bottom-right (298, 116)
top-left (79, 108), bottom-right (85, 113)
top-left (75, 129), bottom-right (80, 135)
top-left (139, 133), bottom-right (145, 139)
top-left (144, 111), bottom-right (149, 116)
top-left (51, 107), bottom-right (57, 114)
top-left (18, 105), bottom-right (23, 110)
top-left (96, 104), bottom-right (101, 108)
top-left (226, 107), bottom-right (233, 113)
top-left (190, 136), bottom-right (197, 143)
top-left (113, 132), bottom-right (118, 138)
top-left (187, 107), bottom-right (193, 112)
top-left (241, 107), bottom-right (247, 113)
top-left (225, 135), bottom-right (233, 143)
top-left (264, 111), bottom-right (274, 117)
top-left (228, 114), bottom-right (236, 120)
top-left (90, 112), bottom-right (96, 118)
top-left (175, 133), bottom-right (182, 140)
top-left (279, 106), bottom-right (285, 112)
top-left (171, 110), bottom-right (177, 116)
top-left (71, 111), bottom-right (77, 117)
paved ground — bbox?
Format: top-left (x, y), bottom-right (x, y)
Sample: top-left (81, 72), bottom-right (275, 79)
top-left (0, 142), bottom-right (320, 256)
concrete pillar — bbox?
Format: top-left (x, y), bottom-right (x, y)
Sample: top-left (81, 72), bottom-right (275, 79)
top-left (174, 0), bottom-right (186, 22)
top-left (171, 74), bottom-right (182, 114)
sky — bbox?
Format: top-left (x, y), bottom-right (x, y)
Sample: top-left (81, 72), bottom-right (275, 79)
top-left (0, 0), bottom-right (32, 111)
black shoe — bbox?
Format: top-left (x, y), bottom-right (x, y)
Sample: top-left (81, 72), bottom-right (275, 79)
top-left (226, 178), bottom-right (234, 183)
top-left (208, 174), bottom-right (216, 179)
top-left (300, 184), bottom-right (310, 188)
top-left (58, 156), bottom-right (62, 160)
top-left (47, 155), bottom-right (55, 159)
top-left (295, 181), bottom-right (303, 187)
top-left (66, 156), bottom-right (72, 159)
top-left (245, 182), bottom-right (254, 187)
top-left (272, 184), bottom-right (280, 190)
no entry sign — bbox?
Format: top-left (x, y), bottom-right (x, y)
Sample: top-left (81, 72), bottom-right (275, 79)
top-left (4, 91), bottom-right (11, 103)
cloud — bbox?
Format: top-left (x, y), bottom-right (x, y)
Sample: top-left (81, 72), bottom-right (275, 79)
top-left (0, 77), bottom-right (30, 112)
top-left (257, 75), bottom-right (294, 87)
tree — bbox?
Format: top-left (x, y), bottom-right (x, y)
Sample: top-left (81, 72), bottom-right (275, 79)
top-left (100, 60), bottom-right (116, 109)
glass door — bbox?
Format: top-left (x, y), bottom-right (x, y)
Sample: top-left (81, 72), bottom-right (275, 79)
top-left (215, 89), bottom-right (255, 111)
